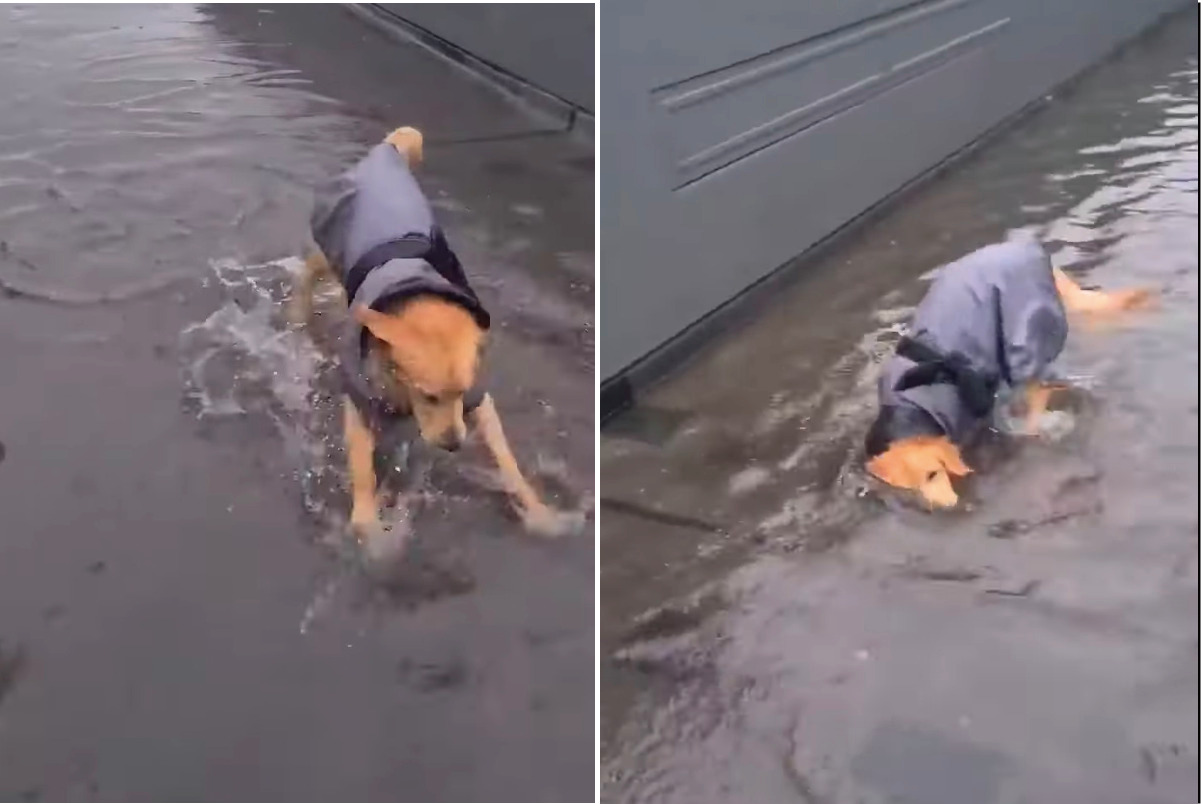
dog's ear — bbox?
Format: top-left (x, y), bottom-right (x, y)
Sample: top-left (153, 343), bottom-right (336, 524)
top-left (384, 126), bottom-right (423, 166)
top-left (352, 304), bottom-right (402, 343)
top-left (936, 442), bottom-right (972, 476)
top-left (867, 450), bottom-right (908, 488)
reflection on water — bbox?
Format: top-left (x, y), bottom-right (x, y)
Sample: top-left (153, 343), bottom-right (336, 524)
top-left (0, 5), bottom-right (356, 296)
top-left (603, 9), bottom-right (1197, 803)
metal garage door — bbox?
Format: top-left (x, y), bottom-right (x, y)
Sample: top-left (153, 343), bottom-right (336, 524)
top-left (374, 3), bottom-right (594, 113)
top-left (599, 0), bottom-right (1183, 386)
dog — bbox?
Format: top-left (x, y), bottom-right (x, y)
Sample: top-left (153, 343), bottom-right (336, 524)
top-left (291, 126), bottom-right (573, 540)
top-left (864, 232), bottom-right (1152, 509)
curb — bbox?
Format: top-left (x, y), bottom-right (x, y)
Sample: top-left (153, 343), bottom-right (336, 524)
top-left (343, 4), bottom-right (593, 144)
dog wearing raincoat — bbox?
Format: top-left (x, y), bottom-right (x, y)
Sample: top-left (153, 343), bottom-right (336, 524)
top-left (291, 127), bottom-right (577, 541)
top-left (865, 232), bottom-right (1152, 509)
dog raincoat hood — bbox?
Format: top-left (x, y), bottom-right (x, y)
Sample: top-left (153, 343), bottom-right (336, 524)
top-left (310, 142), bottom-right (490, 424)
top-left (870, 233), bottom-right (1068, 450)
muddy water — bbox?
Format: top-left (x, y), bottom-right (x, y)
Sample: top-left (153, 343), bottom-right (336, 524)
top-left (0, 5), bottom-right (592, 799)
top-left (601, 9), bottom-right (1197, 803)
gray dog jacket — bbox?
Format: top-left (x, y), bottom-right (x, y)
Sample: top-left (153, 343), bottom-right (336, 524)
top-left (866, 233), bottom-right (1068, 454)
top-left (310, 142), bottom-right (490, 427)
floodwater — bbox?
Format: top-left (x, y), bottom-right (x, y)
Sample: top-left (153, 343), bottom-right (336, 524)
top-left (0, 5), bottom-right (592, 800)
top-left (601, 8), bottom-right (1197, 804)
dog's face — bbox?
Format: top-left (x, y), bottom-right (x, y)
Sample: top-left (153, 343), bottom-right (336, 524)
top-left (354, 298), bottom-right (484, 451)
top-left (866, 436), bottom-right (972, 509)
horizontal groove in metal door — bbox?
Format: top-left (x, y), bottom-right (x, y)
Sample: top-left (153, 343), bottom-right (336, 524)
top-left (651, 0), bottom-right (1009, 189)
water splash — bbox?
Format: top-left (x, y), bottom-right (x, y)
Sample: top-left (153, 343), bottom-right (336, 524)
top-left (180, 258), bottom-right (354, 527)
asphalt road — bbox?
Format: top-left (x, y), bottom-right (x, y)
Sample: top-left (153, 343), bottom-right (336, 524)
top-left (0, 5), bottom-right (593, 801)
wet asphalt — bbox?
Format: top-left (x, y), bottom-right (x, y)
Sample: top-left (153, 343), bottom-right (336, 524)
top-left (601, 8), bottom-right (1197, 804)
top-left (0, 5), bottom-right (593, 802)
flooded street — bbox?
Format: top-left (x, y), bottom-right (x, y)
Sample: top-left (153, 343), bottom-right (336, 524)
top-left (601, 8), bottom-right (1197, 804)
top-left (0, 5), bottom-right (592, 800)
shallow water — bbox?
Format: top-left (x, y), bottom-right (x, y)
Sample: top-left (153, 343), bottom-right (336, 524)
top-left (601, 9), bottom-right (1197, 803)
top-left (1, 2), bottom-right (593, 590)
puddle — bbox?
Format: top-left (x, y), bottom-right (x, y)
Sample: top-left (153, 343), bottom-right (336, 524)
top-left (178, 256), bottom-right (490, 614)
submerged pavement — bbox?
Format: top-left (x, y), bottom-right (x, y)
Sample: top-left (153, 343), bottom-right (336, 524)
top-left (0, 5), bottom-right (592, 801)
top-left (601, 9), bottom-right (1197, 804)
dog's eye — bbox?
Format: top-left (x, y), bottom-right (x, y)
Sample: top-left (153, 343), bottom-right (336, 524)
top-left (421, 392), bottom-right (439, 404)
top-left (926, 470), bottom-right (940, 482)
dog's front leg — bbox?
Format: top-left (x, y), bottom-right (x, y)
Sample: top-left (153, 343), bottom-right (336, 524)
top-left (288, 251), bottom-right (336, 328)
top-left (468, 393), bottom-right (573, 537)
top-left (343, 397), bottom-right (381, 535)
top-left (1020, 381), bottom-right (1067, 435)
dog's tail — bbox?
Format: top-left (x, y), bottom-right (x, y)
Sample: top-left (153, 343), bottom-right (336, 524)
top-left (1053, 267), bottom-right (1156, 313)
top-left (385, 126), bottom-right (424, 167)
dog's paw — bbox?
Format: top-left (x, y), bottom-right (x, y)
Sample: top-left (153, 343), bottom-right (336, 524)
top-left (1030, 409), bottom-right (1076, 441)
top-left (1078, 286), bottom-right (1158, 314)
top-left (350, 507), bottom-right (388, 544)
top-left (1006, 409), bottom-right (1076, 441)
top-left (285, 292), bottom-right (313, 330)
top-left (1113, 287), bottom-right (1156, 310)
top-left (363, 525), bottom-right (413, 569)
top-left (353, 516), bottom-right (414, 567)
top-left (350, 504), bottom-right (380, 533)
top-left (520, 504), bottom-right (587, 539)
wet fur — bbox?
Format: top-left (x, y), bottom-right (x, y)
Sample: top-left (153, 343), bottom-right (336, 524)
top-left (353, 299), bottom-right (482, 449)
top-left (292, 126), bottom-right (573, 539)
top-left (867, 265), bottom-right (1153, 509)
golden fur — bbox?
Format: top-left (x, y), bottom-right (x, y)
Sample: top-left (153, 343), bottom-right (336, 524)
top-left (353, 299), bottom-right (482, 450)
top-left (867, 436), bottom-right (972, 509)
top-left (293, 126), bottom-right (574, 540)
top-left (1052, 267), bottom-right (1154, 314)
top-left (867, 265), bottom-right (1153, 509)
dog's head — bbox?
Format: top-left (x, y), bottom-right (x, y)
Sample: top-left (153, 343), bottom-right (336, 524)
top-left (354, 298), bottom-right (484, 451)
top-left (866, 435), bottom-right (972, 509)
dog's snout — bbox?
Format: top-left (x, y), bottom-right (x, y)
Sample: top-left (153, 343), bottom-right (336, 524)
top-left (437, 434), bottom-right (463, 453)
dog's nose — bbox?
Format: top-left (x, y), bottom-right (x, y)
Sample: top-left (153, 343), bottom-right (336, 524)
top-left (438, 434), bottom-right (463, 453)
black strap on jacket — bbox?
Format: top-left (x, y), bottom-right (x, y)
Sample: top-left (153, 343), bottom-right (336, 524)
top-left (893, 336), bottom-right (999, 418)
top-left (343, 228), bottom-right (477, 308)
top-left (344, 237), bottom-right (432, 302)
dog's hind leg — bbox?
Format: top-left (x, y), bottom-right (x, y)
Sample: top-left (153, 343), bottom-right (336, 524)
top-left (343, 397), bottom-right (382, 535)
top-left (1019, 380), bottom-right (1074, 435)
top-left (1053, 267), bottom-right (1154, 314)
top-left (288, 250), bottom-right (337, 328)
top-left (1021, 382), bottom-right (1056, 434)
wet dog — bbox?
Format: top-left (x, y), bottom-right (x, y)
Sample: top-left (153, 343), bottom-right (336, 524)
top-left (291, 126), bottom-right (576, 541)
top-left (865, 233), bottom-right (1152, 509)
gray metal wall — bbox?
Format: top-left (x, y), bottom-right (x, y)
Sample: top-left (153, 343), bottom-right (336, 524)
top-left (600, 0), bottom-right (1185, 382)
top-left (376, 3), bottom-right (593, 112)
